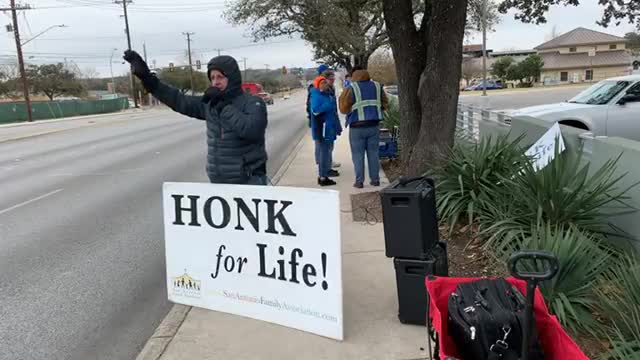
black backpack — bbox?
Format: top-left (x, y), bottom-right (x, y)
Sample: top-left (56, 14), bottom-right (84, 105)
top-left (447, 278), bottom-right (544, 360)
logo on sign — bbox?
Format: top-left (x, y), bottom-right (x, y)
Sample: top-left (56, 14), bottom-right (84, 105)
top-left (172, 270), bottom-right (202, 298)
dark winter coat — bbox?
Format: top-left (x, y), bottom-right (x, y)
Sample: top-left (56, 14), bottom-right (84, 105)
top-left (150, 56), bottom-right (268, 184)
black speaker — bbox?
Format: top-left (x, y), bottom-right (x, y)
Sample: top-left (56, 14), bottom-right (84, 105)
top-left (394, 243), bottom-right (448, 326)
top-left (380, 176), bottom-right (439, 259)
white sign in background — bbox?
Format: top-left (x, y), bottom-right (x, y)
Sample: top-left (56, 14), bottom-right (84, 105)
top-left (525, 122), bottom-right (566, 171)
top-left (162, 182), bottom-right (343, 340)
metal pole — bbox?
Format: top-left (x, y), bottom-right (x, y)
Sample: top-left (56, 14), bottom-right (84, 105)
top-left (183, 32), bottom-right (195, 95)
top-left (242, 57), bottom-right (247, 80)
top-left (9, 0), bottom-right (33, 122)
top-left (142, 42), bottom-right (153, 105)
top-left (117, 0), bottom-right (138, 108)
top-left (110, 48), bottom-right (117, 94)
top-left (481, 0), bottom-right (487, 97)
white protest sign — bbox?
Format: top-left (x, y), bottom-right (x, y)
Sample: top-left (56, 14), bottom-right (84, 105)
top-left (162, 182), bottom-right (343, 340)
top-left (525, 122), bottom-right (566, 171)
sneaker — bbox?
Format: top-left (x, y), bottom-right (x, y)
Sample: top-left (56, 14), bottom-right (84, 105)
top-left (353, 182), bottom-right (364, 189)
top-left (332, 162), bottom-right (341, 168)
top-left (319, 178), bottom-right (337, 186)
top-left (370, 180), bottom-right (380, 187)
top-left (328, 169), bottom-right (340, 177)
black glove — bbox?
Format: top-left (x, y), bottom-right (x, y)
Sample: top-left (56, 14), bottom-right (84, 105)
top-left (123, 50), bottom-right (151, 79)
top-left (123, 50), bottom-right (158, 92)
top-left (201, 86), bottom-right (223, 104)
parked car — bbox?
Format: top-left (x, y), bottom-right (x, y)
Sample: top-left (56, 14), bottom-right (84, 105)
top-left (257, 92), bottom-right (274, 105)
top-left (384, 85), bottom-right (398, 97)
top-left (509, 75), bottom-right (640, 140)
top-left (463, 79), bottom-right (502, 91)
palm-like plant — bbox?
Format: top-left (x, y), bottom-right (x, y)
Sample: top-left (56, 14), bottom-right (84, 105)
top-left (597, 254), bottom-right (640, 359)
top-left (434, 133), bottom-right (528, 235)
top-left (505, 223), bottom-right (613, 334)
top-left (481, 149), bottom-right (635, 249)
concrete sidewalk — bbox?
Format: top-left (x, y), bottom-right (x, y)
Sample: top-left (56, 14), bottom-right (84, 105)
top-left (139, 134), bottom-right (429, 360)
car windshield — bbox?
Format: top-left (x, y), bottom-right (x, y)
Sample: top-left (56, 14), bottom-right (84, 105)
top-left (568, 80), bottom-right (630, 105)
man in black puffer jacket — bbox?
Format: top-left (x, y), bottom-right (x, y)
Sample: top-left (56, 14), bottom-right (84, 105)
top-left (124, 50), bottom-right (268, 185)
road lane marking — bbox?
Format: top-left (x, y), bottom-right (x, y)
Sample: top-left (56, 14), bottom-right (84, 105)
top-left (0, 189), bottom-right (64, 215)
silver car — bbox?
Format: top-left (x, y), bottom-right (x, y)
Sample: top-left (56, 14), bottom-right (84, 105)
top-left (510, 75), bottom-right (640, 140)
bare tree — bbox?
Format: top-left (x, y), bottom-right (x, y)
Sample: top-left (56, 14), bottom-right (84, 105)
top-left (461, 58), bottom-right (483, 87)
top-left (367, 51), bottom-right (397, 86)
top-left (81, 67), bottom-right (100, 80)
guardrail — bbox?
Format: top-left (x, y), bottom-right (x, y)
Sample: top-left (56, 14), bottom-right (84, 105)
top-left (456, 103), bottom-right (512, 141)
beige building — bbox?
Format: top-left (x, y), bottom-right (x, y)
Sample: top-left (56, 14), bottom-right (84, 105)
top-left (536, 27), bottom-right (632, 85)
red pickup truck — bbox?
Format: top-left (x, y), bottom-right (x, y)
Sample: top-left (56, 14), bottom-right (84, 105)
top-left (241, 83), bottom-right (264, 95)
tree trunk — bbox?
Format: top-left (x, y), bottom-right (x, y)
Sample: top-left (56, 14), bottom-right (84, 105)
top-left (382, 0), bottom-right (427, 169)
top-left (408, 0), bottom-right (468, 176)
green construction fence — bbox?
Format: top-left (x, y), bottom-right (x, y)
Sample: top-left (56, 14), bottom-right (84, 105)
top-left (0, 97), bottom-right (130, 124)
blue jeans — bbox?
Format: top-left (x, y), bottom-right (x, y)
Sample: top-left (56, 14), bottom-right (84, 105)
top-left (349, 126), bottom-right (380, 184)
top-left (315, 141), bottom-right (333, 167)
top-left (317, 140), bottom-right (333, 178)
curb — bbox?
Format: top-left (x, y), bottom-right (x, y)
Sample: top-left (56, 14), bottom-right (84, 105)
top-left (134, 130), bottom-right (307, 360)
top-left (135, 305), bottom-right (192, 360)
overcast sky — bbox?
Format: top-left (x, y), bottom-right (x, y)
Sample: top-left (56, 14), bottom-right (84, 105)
top-left (1, 0), bottom-right (637, 78)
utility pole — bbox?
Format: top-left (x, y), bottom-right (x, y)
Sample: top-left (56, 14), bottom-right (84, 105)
top-left (241, 57), bottom-right (247, 80)
top-left (1, 1), bottom-right (33, 121)
top-left (115, 0), bottom-right (138, 108)
top-left (481, 0), bottom-right (488, 97)
top-left (183, 32), bottom-right (195, 95)
top-left (213, 48), bottom-right (222, 57)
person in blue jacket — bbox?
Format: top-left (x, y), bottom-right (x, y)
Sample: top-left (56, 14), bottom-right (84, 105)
top-left (310, 77), bottom-right (341, 186)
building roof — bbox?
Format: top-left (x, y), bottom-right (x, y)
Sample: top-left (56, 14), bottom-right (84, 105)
top-left (490, 49), bottom-right (537, 57)
top-left (540, 50), bottom-right (631, 70)
top-left (463, 44), bottom-right (483, 52)
top-left (535, 27), bottom-right (627, 50)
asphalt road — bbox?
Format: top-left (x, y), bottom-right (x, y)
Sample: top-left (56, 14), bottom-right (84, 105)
top-left (0, 91), bottom-right (308, 360)
top-left (459, 85), bottom-right (591, 110)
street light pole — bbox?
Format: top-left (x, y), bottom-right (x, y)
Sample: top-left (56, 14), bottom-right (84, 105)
top-left (21, 24), bottom-right (67, 46)
top-left (481, 0), bottom-right (488, 97)
top-left (110, 48), bottom-right (117, 94)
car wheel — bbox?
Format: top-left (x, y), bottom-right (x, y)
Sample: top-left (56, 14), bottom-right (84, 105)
top-left (559, 120), bottom-right (589, 131)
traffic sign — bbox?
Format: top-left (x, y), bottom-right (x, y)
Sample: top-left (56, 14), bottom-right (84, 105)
top-left (196, 60), bottom-right (201, 69)
top-left (169, 62), bottom-right (174, 72)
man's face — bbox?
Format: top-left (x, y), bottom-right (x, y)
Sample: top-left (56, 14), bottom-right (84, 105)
top-left (210, 70), bottom-right (228, 91)
top-left (326, 74), bottom-right (336, 86)
top-left (319, 79), bottom-right (330, 92)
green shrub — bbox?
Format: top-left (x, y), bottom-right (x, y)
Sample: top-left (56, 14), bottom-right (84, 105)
top-left (603, 309), bottom-right (640, 359)
top-left (598, 254), bottom-right (640, 359)
top-left (434, 133), bottom-right (528, 235)
top-left (480, 149), bottom-right (635, 249)
top-left (382, 96), bottom-right (399, 130)
top-left (505, 223), bottom-right (613, 334)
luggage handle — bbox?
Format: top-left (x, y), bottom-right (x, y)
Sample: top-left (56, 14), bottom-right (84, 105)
top-left (508, 250), bottom-right (559, 282)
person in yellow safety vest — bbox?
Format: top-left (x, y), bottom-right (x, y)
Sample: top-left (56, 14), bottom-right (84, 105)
top-left (339, 66), bottom-right (388, 189)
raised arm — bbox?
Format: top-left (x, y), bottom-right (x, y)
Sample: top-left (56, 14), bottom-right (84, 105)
top-left (123, 50), bottom-right (205, 120)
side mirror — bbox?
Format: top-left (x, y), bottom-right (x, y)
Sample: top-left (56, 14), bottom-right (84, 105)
top-left (618, 93), bottom-right (640, 105)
